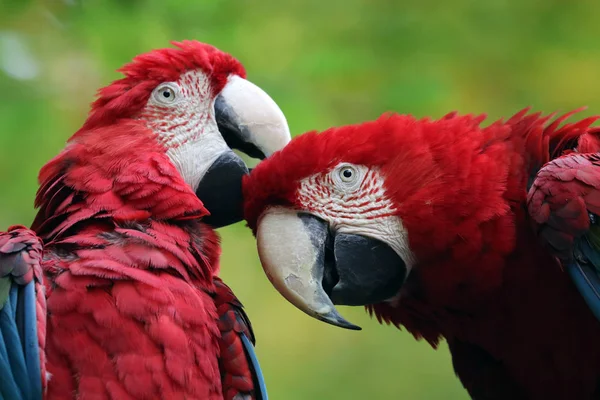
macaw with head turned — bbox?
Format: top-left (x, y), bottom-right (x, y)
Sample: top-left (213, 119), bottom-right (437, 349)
top-left (243, 108), bottom-right (600, 399)
top-left (0, 40), bottom-right (291, 399)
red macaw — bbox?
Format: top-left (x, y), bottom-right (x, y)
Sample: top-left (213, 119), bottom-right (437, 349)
top-left (0, 40), bottom-right (290, 400)
top-left (242, 108), bottom-right (600, 399)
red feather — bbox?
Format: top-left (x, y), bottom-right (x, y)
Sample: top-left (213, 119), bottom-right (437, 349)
top-left (34, 121), bottom-right (225, 398)
top-left (244, 108), bottom-right (600, 399)
top-left (528, 153), bottom-right (600, 261)
top-left (33, 121), bottom-right (208, 240)
top-left (25, 40), bottom-right (259, 399)
top-left (77, 41), bottom-right (245, 133)
top-left (213, 277), bottom-right (259, 400)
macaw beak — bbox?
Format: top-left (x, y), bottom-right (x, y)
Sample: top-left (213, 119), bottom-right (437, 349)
top-left (255, 206), bottom-right (407, 330)
top-left (196, 75), bottom-right (291, 228)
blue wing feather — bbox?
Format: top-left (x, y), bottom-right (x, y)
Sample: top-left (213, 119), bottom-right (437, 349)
top-left (9, 285), bottom-right (17, 321)
top-left (0, 280), bottom-right (42, 400)
top-left (567, 261), bottom-right (600, 322)
top-left (240, 332), bottom-right (268, 400)
top-left (21, 282), bottom-right (42, 399)
top-left (570, 232), bottom-right (600, 323)
top-left (0, 304), bottom-right (22, 400)
top-left (0, 287), bottom-right (30, 400)
top-left (0, 227), bottom-right (44, 400)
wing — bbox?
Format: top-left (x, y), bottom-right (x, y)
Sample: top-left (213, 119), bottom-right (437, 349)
top-left (213, 277), bottom-right (267, 400)
top-left (527, 153), bottom-right (600, 322)
top-left (0, 226), bottom-right (45, 400)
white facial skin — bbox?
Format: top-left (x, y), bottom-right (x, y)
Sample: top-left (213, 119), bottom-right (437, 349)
top-left (138, 70), bottom-right (227, 191)
top-left (137, 71), bottom-right (291, 191)
top-left (297, 162), bottom-right (416, 272)
top-left (255, 162), bottom-right (416, 326)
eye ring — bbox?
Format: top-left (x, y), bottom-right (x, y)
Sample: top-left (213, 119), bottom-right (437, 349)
top-left (152, 83), bottom-right (179, 105)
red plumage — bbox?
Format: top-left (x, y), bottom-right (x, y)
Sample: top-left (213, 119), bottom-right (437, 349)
top-left (39, 118), bottom-right (224, 400)
top-left (5, 41), bottom-right (262, 399)
top-left (213, 277), bottom-right (258, 400)
top-left (78, 40), bottom-right (245, 133)
top-left (244, 108), bottom-right (600, 399)
top-left (0, 226), bottom-right (43, 285)
top-left (528, 153), bottom-right (600, 257)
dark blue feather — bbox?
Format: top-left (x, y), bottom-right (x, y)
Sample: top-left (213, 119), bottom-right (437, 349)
top-left (0, 286), bottom-right (29, 399)
top-left (0, 280), bottom-right (42, 400)
top-left (569, 233), bottom-right (600, 323)
top-left (0, 305), bottom-right (22, 400)
top-left (9, 285), bottom-right (17, 321)
top-left (567, 261), bottom-right (600, 322)
top-left (21, 282), bottom-right (41, 399)
top-left (240, 332), bottom-right (268, 400)
top-left (580, 235), bottom-right (600, 271)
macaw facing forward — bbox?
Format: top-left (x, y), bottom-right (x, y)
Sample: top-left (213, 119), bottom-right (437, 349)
top-left (0, 40), bottom-right (290, 399)
top-left (243, 109), bottom-right (600, 399)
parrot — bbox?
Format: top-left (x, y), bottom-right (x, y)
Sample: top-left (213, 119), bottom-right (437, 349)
top-left (0, 40), bottom-right (291, 400)
top-left (242, 108), bottom-right (600, 399)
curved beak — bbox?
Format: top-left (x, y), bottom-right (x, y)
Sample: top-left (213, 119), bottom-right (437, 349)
top-left (196, 75), bottom-right (291, 228)
top-left (256, 206), bottom-right (407, 330)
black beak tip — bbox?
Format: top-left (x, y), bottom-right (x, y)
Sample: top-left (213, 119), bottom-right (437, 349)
top-left (315, 311), bottom-right (362, 331)
top-left (342, 322), bottom-right (363, 331)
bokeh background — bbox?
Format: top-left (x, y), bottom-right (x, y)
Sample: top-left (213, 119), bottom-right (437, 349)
top-left (2, 1), bottom-right (600, 398)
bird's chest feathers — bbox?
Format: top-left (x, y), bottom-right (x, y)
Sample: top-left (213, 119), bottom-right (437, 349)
top-left (44, 223), bottom-right (223, 396)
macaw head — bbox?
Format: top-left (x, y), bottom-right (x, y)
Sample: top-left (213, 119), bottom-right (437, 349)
top-left (243, 112), bottom-right (519, 329)
top-left (71, 40), bottom-right (291, 228)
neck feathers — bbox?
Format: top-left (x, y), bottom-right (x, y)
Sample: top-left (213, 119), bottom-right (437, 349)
top-left (32, 121), bottom-right (208, 240)
top-left (33, 121), bottom-right (219, 284)
top-left (370, 109), bottom-right (600, 344)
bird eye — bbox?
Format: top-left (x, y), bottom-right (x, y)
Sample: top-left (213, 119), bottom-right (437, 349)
top-left (161, 88), bottom-right (174, 100)
top-left (152, 83), bottom-right (179, 105)
top-left (339, 166), bottom-right (356, 182)
top-left (332, 163), bottom-right (364, 193)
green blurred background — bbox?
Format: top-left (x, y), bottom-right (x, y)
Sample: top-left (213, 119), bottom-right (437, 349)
top-left (2, 0), bottom-right (600, 398)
